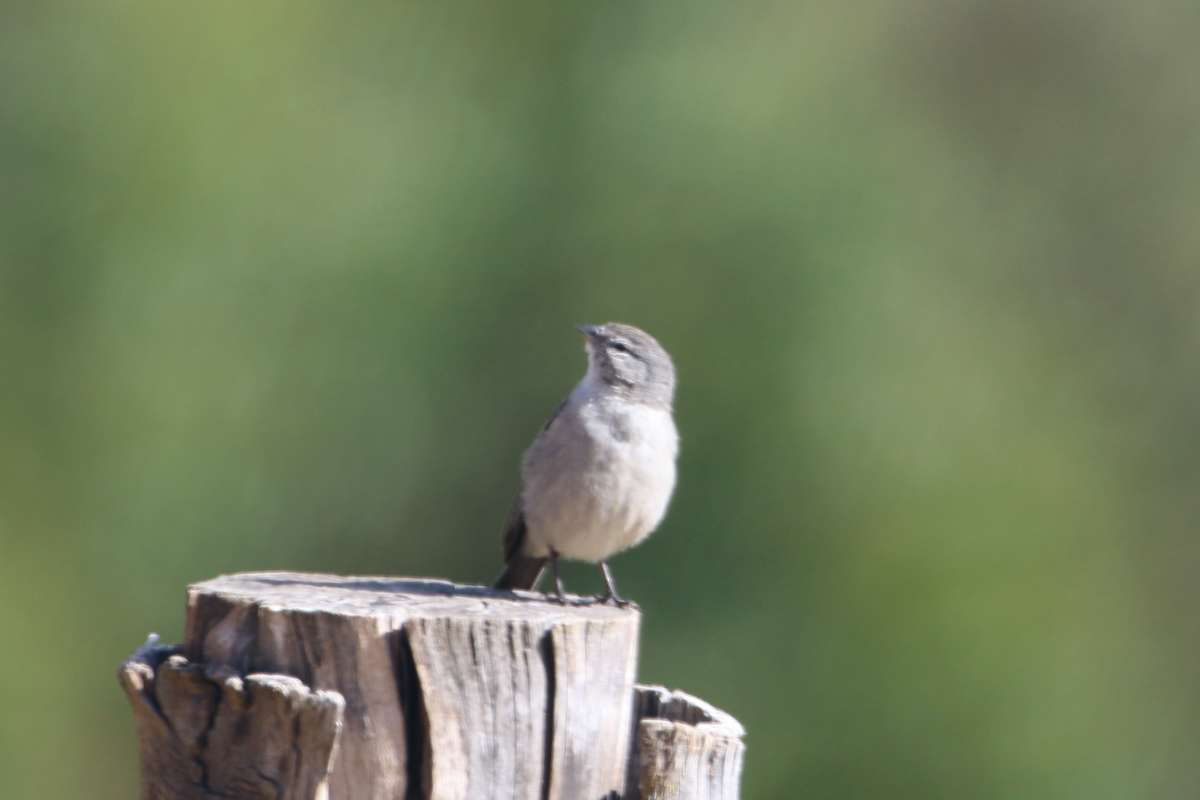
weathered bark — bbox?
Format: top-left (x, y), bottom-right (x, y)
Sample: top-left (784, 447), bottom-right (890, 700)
top-left (120, 571), bottom-right (744, 800)
top-left (628, 686), bottom-right (746, 800)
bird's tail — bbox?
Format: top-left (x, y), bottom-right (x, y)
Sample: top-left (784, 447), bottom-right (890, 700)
top-left (493, 555), bottom-right (549, 591)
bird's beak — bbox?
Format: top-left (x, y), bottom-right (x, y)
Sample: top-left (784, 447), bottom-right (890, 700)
top-left (575, 324), bottom-right (603, 342)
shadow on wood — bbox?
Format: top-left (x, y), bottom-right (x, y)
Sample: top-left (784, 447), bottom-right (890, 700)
top-left (119, 571), bottom-right (743, 800)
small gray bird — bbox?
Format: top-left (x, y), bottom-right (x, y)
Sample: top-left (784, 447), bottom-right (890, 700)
top-left (493, 323), bottom-right (678, 605)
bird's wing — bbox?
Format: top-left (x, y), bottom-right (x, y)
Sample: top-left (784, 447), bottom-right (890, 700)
top-left (542, 397), bottom-right (568, 431)
top-left (501, 491), bottom-right (527, 563)
top-left (501, 397), bottom-right (569, 563)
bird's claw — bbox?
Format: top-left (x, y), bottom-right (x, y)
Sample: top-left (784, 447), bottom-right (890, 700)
top-left (546, 592), bottom-right (594, 607)
top-left (589, 593), bottom-right (639, 610)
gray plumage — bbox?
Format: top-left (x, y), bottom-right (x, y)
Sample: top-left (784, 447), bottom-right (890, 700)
top-left (494, 323), bottom-right (679, 603)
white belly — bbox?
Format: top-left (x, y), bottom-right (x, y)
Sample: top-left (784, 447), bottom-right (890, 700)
top-left (520, 394), bottom-right (678, 562)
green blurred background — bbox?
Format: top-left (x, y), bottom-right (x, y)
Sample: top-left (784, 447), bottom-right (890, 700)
top-left (3, 0), bottom-right (1200, 796)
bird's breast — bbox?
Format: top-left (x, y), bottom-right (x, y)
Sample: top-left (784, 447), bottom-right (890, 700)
top-left (521, 395), bottom-right (678, 562)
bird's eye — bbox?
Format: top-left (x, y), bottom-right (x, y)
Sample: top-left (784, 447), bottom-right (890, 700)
top-left (609, 342), bottom-right (629, 353)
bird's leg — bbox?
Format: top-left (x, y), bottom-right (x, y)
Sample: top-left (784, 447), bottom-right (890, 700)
top-left (550, 549), bottom-right (567, 603)
top-left (599, 561), bottom-right (638, 609)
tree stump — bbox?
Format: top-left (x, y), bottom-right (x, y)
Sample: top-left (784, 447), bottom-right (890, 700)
top-left (119, 571), bottom-right (744, 800)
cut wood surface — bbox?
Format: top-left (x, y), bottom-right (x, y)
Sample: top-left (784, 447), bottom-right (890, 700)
top-left (120, 571), bottom-right (745, 800)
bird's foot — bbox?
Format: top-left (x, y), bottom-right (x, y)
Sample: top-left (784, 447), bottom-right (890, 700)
top-left (593, 561), bottom-right (638, 609)
top-left (591, 593), bottom-right (639, 610)
top-left (546, 591), bottom-right (593, 607)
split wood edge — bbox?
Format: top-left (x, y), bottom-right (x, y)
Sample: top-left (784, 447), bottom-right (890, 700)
top-left (118, 635), bottom-right (345, 800)
top-left (630, 685), bottom-right (746, 800)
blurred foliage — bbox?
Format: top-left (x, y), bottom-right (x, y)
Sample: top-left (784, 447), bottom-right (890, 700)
top-left (3, 0), bottom-right (1200, 797)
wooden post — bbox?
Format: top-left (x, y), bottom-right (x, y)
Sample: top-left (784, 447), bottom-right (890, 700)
top-left (628, 686), bottom-right (746, 800)
top-left (119, 571), bottom-right (743, 800)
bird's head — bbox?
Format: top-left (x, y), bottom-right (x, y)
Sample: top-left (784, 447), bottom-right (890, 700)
top-left (576, 323), bottom-right (675, 409)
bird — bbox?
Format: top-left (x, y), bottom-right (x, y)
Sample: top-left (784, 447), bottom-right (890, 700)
top-left (493, 322), bottom-right (679, 605)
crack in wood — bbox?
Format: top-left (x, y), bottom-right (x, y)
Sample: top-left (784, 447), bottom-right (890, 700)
top-left (538, 631), bottom-right (555, 800)
top-left (396, 627), bottom-right (428, 800)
